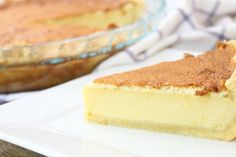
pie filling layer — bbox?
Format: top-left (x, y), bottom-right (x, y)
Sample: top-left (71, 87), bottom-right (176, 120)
top-left (84, 83), bottom-right (236, 140)
top-left (37, 2), bottom-right (143, 29)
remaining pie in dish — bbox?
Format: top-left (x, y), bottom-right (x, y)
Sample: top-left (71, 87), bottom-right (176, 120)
top-left (0, 0), bottom-right (144, 47)
top-left (0, 0), bottom-right (144, 93)
top-left (84, 41), bottom-right (236, 141)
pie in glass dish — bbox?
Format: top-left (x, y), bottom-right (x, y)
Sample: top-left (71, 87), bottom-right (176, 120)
top-left (0, 0), bottom-right (148, 93)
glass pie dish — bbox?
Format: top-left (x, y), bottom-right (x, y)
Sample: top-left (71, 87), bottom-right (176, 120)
top-left (0, 0), bottom-right (166, 93)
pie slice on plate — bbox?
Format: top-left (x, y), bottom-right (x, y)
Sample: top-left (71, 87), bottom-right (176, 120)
top-left (84, 41), bottom-right (236, 141)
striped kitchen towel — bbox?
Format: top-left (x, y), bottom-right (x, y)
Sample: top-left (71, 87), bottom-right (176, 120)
top-left (1, 0), bottom-right (236, 104)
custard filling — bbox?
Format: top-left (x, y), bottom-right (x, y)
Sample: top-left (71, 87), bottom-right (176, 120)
top-left (34, 2), bottom-right (144, 29)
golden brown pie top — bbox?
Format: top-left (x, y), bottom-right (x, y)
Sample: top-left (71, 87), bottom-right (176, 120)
top-left (0, 0), bottom-right (131, 47)
top-left (94, 42), bottom-right (236, 96)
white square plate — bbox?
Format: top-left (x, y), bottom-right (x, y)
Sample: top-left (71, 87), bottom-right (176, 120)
top-left (0, 49), bottom-right (235, 157)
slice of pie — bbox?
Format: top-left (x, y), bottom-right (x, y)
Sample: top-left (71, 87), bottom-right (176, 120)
top-left (84, 41), bottom-right (236, 141)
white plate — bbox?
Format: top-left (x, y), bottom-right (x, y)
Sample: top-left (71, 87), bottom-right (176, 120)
top-left (0, 49), bottom-right (235, 157)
